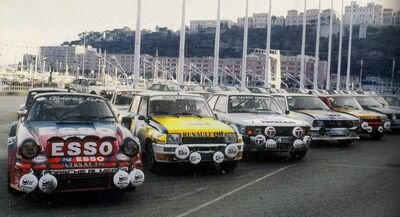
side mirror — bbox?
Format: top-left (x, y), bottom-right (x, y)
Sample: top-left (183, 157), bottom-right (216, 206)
top-left (136, 115), bottom-right (146, 121)
top-left (285, 110), bottom-right (290, 115)
top-left (121, 115), bottom-right (134, 129)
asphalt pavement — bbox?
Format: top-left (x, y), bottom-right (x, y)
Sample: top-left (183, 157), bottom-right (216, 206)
top-left (1, 95), bottom-right (400, 217)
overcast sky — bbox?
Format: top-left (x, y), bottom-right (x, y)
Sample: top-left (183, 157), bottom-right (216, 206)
top-left (0, 0), bottom-right (399, 63)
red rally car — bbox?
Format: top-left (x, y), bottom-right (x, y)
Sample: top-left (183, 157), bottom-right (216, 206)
top-left (8, 92), bottom-right (144, 194)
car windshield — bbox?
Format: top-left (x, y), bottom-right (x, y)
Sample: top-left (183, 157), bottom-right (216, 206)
top-left (149, 95), bottom-right (213, 118)
top-left (288, 96), bottom-right (330, 111)
top-left (26, 95), bottom-right (115, 122)
top-left (114, 91), bottom-right (134, 106)
top-left (385, 97), bottom-right (400, 106)
top-left (331, 97), bottom-right (363, 110)
top-left (356, 96), bottom-right (383, 108)
top-left (228, 95), bottom-right (283, 114)
top-left (374, 96), bottom-right (390, 106)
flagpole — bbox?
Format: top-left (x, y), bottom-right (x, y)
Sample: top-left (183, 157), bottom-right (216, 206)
top-left (133, 0), bottom-right (142, 88)
top-left (336, 0), bottom-right (344, 90)
top-left (300, 0), bottom-right (307, 89)
top-left (326, 0), bottom-right (333, 90)
top-left (313, 0), bottom-right (321, 90)
top-left (346, 1), bottom-right (354, 91)
top-left (241, 0), bottom-right (249, 89)
top-left (264, 0), bottom-right (272, 89)
top-left (178, 0), bottom-right (186, 85)
top-left (213, 0), bottom-right (221, 87)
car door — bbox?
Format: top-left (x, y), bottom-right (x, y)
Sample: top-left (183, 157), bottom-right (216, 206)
top-left (213, 95), bottom-right (228, 122)
top-left (135, 96), bottom-right (149, 146)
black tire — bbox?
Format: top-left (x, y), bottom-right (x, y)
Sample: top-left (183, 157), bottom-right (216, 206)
top-left (338, 140), bottom-right (353, 146)
top-left (221, 161), bottom-right (238, 172)
top-left (8, 169), bottom-right (20, 194)
top-left (290, 150), bottom-right (307, 160)
top-left (146, 142), bottom-right (162, 173)
top-left (90, 91), bottom-right (97, 95)
top-left (371, 132), bottom-right (384, 140)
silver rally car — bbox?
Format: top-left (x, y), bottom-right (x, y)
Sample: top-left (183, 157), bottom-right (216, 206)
top-left (208, 93), bottom-right (311, 159)
top-left (271, 93), bottom-right (360, 146)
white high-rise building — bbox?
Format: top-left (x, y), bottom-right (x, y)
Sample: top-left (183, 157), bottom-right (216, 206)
top-left (237, 13), bottom-right (285, 28)
top-left (383, 8), bottom-right (394, 25)
top-left (190, 20), bottom-right (234, 33)
top-left (343, 2), bottom-right (383, 26)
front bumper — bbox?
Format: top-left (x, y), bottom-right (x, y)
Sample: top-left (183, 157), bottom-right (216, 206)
top-left (152, 143), bottom-right (243, 163)
top-left (10, 156), bottom-right (143, 193)
top-left (243, 135), bottom-right (309, 152)
top-left (310, 128), bottom-right (359, 141)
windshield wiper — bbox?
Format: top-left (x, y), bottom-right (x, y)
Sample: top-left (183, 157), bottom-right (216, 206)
top-left (174, 112), bottom-right (202, 118)
top-left (255, 108), bottom-right (281, 114)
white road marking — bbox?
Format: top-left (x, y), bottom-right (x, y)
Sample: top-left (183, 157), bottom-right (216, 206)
top-left (175, 164), bottom-right (293, 217)
top-left (169, 187), bottom-right (207, 201)
top-left (305, 163), bottom-right (400, 170)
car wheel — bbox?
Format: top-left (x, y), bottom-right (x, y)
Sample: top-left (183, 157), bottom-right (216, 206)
top-left (338, 140), bottom-right (353, 146)
top-left (147, 142), bottom-right (162, 173)
top-left (90, 91), bottom-right (97, 95)
top-left (290, 150), bottom-right (307, 160)
top-left (221, 161), bottom-right (237, 172)
top-left (8, 168), bottom-right (19, 194)
top-left (371, 132), bottom-right (384, 140)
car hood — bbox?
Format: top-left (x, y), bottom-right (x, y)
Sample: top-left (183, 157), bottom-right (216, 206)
top-left (225, 113), bottom-right (309, 127)
top-left (334, 108), bottom-right (386, 119)
top-left (18, 122), bottom-right (125, 149)
top-left (292, 110), bottom-right (358, 121)
top-left (151, 116), bottom-right (234, 135)
top-left (364, 106), bottom-right (399, 115)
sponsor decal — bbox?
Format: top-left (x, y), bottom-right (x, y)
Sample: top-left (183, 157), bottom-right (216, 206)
top-left (130, 169), bottom-right (145, 186)
top-left (38, 174), bottom-right (58, 193)
top-left (48, 96), bottom-right (101, 102)
top-left (213, 151), bottom-right (224, 163)
top-left (39, 127), bottom-right (114, 136)
top-left (50, 141), bottom-right (113, 157)
top-left (254, 135), bottom-right (266, 146)
top-left (182, 131), bottom-right (224, 137)
top-left (49, 167), bottom-right (125, 175)
top-left (230, 96), bottom-right (269, 100)
top-left (63, 162), bottom-right (105, 168)
top-left (113, 170), bottom-right (130, 189)
top-left (260, 120), bottom-right (296, 124)
top-left (189, 152), bottom-right (201, 164)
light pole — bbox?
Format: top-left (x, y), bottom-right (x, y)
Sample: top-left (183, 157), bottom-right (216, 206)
top-left (241, 0), bottom-right (249, 89)
top-left (300, 0), bottom-right (307, 89)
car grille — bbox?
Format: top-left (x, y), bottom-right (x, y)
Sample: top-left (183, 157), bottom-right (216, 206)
top-left (57, 175), bottom-right (111, 191)
top-left (247, 126), bottom-right (294, 136)
top-left (182, 137), bottom-right (225, 144)
top-left (363, 119), bottom-right (383, 127)
top-left (323, 120), bottom-right (353, 128)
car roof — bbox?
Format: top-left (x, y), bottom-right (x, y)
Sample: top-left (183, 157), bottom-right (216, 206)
top-left (211, 92), bottom-right (272, 97)
top-left (135, 91), bottom-right (203, 97)
top-left (270, 93), bottom-right (315, 97)
top-left (28, 87), bottom-right (68, 93)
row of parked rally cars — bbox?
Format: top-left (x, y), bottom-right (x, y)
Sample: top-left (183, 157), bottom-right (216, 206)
top-left (7, 86), bottom-right (400, 194)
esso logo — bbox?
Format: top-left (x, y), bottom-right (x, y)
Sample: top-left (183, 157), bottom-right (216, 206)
top-left (51, 141), bottom-right (113, 156)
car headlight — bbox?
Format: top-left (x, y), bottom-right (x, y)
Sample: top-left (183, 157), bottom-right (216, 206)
top-left (121, 138), bottom-right (140, 157)
top-left (225, 133), bottom-right (238, 144)
top-left (19, 140), bottom-right (40, 159)
top-left (167, 134), bottom-right (181, 144)
top-left (312, 120), bottom-right (324, 128)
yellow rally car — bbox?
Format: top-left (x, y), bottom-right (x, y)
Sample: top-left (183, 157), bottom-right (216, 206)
top-left (121, 92), bottom-right (243, 173)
